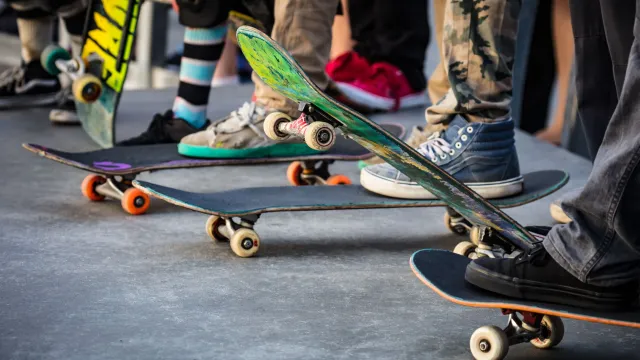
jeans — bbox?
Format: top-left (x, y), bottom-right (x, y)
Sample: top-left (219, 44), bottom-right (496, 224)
top-left (544, 0), bottom-right (640, 287)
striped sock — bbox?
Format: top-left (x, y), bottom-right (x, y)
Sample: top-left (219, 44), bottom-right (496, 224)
top-left (172, 25), bottom-right (227, 129)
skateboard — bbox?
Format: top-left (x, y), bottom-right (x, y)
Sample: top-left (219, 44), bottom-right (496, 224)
top-left (41, 0), bottom-right (142, 148)
top-left (131, 170), bottom-right (568, 258)
top-left (236, 26), bottom-right (548, 253)
top-left (21, 123), bottom-right (404, 215)
top-left (410, 249), bottom-right (640, 360)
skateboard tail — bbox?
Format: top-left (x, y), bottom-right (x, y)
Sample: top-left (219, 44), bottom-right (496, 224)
top-left (236, 26), bottom-right (537, 250)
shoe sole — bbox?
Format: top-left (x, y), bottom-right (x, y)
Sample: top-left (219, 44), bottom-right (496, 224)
top-left (335, 82), bottom-right (425, 111)
top-left (0, 92), bottom-right (59, 109)
top-left (360, 168), bottom-right (524, 200)
top-left (550, 202), bottom-right (571, 223)
top-left (177, 142), bottom-right (323, 159)
top-left (465, 261), bottom-right (636, 311)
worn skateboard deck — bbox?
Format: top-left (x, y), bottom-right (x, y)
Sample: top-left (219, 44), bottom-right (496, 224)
top-left (131, 170), bottom-right (568, 258)
top-left (78, 0), bottom-right (141, 147)
top-left (410, 249), bottom-right (640, 358)
top-left (21, 123), bottom-right (403, 176)
top-left (236, 26), bottom-right (540, 251)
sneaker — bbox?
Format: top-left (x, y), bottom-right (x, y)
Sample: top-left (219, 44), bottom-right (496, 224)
top-left (357, 125), bottom-right (438, 169)
top-left (117, 110), bottom-right (209, 146)
top-left (178, 102), bottom-right (322, 159)
top-left (49, 86), bottom-right (80, 125)
top-left (465, 239), bottom-right (640, 310)
top-left (326, 51), bottom-right (371, 83)
top-left (0, 60), bottom-right (61, 108)
top-left (360, 115), bottom-right (523, 199)
top-left (335, 62), bottom-right (425, 112)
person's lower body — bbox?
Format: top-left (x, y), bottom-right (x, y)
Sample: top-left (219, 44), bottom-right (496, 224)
top-left (325, 0), bottom-right (429, 111)
top-left (466, 0), bottom-right (640, 310)
top-left (118, 0), bottom-right (230, 146)
top-left (361, 0), bottom-right (524, 200)
top-left (179, 0), bottom-right (345, 159)
top-left (0, 0), bottom-right (85, 111)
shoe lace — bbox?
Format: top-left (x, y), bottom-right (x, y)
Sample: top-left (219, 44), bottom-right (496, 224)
top-left (515, 241), bottom-right (547, 265)
top-left (209, 102), bottom-right (265, 137)
top-left (416, 132), bottom-right (453, 161)
top-left (0, 64), bottom-right (25, 90)
top-left (139, 112), bottom-right (173, 140)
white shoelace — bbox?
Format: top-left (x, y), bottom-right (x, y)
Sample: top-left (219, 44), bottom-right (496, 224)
top-left (416, 127), bottom-right (465, 161)
top-left (209, 102), bottom-right (265, 137)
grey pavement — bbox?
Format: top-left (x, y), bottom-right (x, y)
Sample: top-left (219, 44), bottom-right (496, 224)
top-left (1, 85), bottom-right (639, 359)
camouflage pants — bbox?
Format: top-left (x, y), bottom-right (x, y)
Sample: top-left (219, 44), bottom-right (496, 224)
top-left (426, 0), bottom-right (521, 125)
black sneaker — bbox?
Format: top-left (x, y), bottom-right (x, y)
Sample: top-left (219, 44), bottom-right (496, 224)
top-left (0, 60), bottom-right (61, 108)
top-left (465, 239), bottom-right (639, 310)
top-left (49, 86), bottom-right (80, 125)
top-left (117, 110), bottom-right (210, 146)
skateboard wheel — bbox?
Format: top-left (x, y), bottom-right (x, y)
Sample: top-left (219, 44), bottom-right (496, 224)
top-left (326, 174), bottom-right (351, 186)
top-left (230, 228), bottom-right (260, 258)
top-left (444, 212), bottom-right (468, 236)
top-left (121, 188), bottom-right (150, 215)
top-left (205, 215), bottom-right (228, 242)
top-left (171, 0), bottom-right (179, 13)
top-left (264, 112), bottom-right (292, 141)
top-left (470, 325), bottom-right (509, 360)
top-left (73, 74), bottom-right (102, 103)
top-left (41, 44), bottom-right (71, 76)
top-left (81, 174), bottom-right (106, 201)
top-left (286, 161), bottom-right (305, 186)
top-left (305, 122), bottom-right (335, 151)
top-left (530, 315), bottom-right (564, 349)
top-left (453, 241), bottom-right (477, 259)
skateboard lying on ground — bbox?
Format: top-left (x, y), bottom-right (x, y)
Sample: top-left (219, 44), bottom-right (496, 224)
top-left (41, 0), bottom-right (142, 147)
top-left (411, 249), bottom-right (640, 360)
top-left (132, 170), bottom-right (567, 258)
top-left (236, 26), bottom-right (551, 255)
top-left (21, 123), bottom-right (403, 215)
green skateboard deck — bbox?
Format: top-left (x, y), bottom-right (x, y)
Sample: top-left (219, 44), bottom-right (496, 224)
top-left (236, 26), bottom-right (546, 251)
top-left (132, 170), bottom-right (568, 258)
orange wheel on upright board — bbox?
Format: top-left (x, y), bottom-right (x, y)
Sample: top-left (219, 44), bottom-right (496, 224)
top-left (81, 174), bottom-right (106, 201)
top-left (326, 174), bottom-right (351, 185)
top-left (171, 0), bottom-right (179, 13)
top-left (286, 161), bottom-right (305, 186)
top-left (121, 188), bottom-right (150, 215)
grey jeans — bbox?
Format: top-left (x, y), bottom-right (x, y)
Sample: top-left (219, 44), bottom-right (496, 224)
top-left (543, 0), bottom-right (640, 287)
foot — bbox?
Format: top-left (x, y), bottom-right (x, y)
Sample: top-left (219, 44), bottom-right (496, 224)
top-left (334, 61), bottom-right (425, 112)
top-left (357, 124), bottom-right (438, 169)
top-left (326, 51), bottom-right (371, 83)
top-left (49, 86), bottom-right (80, 125)
top-left (0, 60), bottom-right (61, 109)
top-left (465, 240), bottom-right (640, 310)
top-left (178, 102), bottom-right (322, 159)
top-left (117, 110), bottom-right (209, 146)
top-left (360, 115), bottom-right (523, 199)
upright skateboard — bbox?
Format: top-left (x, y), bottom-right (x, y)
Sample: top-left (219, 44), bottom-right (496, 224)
top-left (132, 170), bottom-right (568, 258)
top-left (236, 26), bottom-right (548, 255)
top-left (21, 123), bottom-right (403, 215)
top-left (41, 0), bottom-right (142, 147)
top-left (411, 249), bottom-right (640, 360)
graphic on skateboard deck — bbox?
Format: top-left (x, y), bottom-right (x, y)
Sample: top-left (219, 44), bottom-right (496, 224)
top-left (41, 0), bottom-right (141, 148)
top-left (410, 249), bottom-right (640, 360)
top-left (21, 123), bottom-right (404, 215)
top-left (132, 170), bottom-right (568, 258)
top-left (236, 26), bottom-right (543, 253)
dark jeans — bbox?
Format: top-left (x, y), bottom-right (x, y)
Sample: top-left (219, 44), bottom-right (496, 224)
top-left (544, 0), bottom-right (640, 287)
top-left (348, 0), bottom-right (429, 92)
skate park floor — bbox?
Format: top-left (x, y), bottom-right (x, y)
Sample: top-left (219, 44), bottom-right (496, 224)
top-left (1, 85), bottom-right (639, 360)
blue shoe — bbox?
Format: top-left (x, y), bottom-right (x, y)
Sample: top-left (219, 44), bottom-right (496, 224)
top-left (360, 115), bottom-right (523, 199)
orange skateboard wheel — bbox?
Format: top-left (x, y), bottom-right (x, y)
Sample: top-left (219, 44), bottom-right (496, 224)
top-left (171, 0), bottom-right (179, 13)
top-left (121, 188), bottom-right (150, 215)
top-left (81, 174), bottom-right (106, 201)
top-left (286, 161), bottom-right (305, 186)
top-left (326, 174), bottom-right (351, 185)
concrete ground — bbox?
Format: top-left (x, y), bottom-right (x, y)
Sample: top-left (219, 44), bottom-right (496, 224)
top-left (1, 86), bottom-right (639, 360)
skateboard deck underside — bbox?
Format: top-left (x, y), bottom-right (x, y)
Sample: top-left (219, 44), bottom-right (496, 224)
top-left (410, 249), bottom-right (640, 328)
top-left (237, 27), bottom-right (539, 250)
top-left (78, 0), bottom-right (141, 148)
top-left (133, 170), bottom-right (568, 217)
top-left (21, 123), bottom-right (404, 176)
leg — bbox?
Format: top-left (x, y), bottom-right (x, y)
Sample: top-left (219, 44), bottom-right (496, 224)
top-left (428, 0), bottom-right (450, 104)
top-left (329, 0), bottom-right (353, 59)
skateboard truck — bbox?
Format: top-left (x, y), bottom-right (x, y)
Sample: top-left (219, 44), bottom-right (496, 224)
top-left (470, 311), bottom-right (564, 359)
top-left (264, 102), bottom-right (340, 151)
top-left (40, 45), bottom-right (103, 104)
top-left (453, 225), bottom-right (521, 260)
top-left (205, 214), bottom-right (261, 258)
top-left (81, 174), bottom-right (150, 215)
